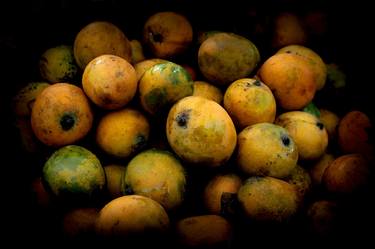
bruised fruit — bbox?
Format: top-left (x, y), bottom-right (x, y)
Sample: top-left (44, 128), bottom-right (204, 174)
top-left (122, 149), bottom-right (186, 210)
top-left (103, 164), bottom-right (126, 199)
top-left (42, 145), bottom-right (105, 201)
top-left (39, 45), bottom-right (78, 83)
top-left (203, 174), bottom-right (242, 215)
top-left (237, 123), bottom-right (298, 178)
top-left (275, 111), bottom-right (328, 160)
top-left (193, 81), bottom-right (223, 104)
top-left (166, 96), bottom-right (237, 167)
top-left (238, 176), bottom-right (299, 222)
top-left (139, 62), bottom-right (193, 114)
top-left (176, 215), bottom-right (232, 248)
top-left (31, 83), bottom-right (93, 147)
top-left (74, 21), bottom-right (132, 69)
top-left (143, 11), bottom-right (193, 59)
top-left (198, 32), bottom-right (260, 86)
top-left (82, 54), bottom-right (137, 110)
top-left (95, 195), bottom-right (169, 238)
top-left (96, 108), bottom-right (149, 158)
top-left (258, 53), bottom-right (316, 110)
top-left (224, 78), bottom-right (276, 129)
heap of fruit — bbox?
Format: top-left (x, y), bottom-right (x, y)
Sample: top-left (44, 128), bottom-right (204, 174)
top-left (12, 9), bottom-right (373, 248)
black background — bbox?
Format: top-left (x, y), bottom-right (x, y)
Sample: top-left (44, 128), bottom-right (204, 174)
top-left (1, 0), bottom-right (374, 248)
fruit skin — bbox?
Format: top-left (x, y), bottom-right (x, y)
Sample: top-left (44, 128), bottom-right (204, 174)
top-left (122, 149), bottom-right (186, 210)
top-left (42, 145), bottom-right (105, 201)
top-left (31, 83), bottom-right (93, 147)
top-left (283, 165), bottom-right (312, 204)
top-left (224, 78), bottom-right (276, 129)
top-left (39, 45), bottom-right (78, 83)
top-left (237, 123), bottom-right (298, 178)
top-left (319, 109), bottom-right (340, 141)
top-left (139, 62), bottom-right (193, 114)
top-left (198, 32), bottom-right (260, 86)
top-left (275, 111), bottom-right (328, 160)
top-left (176, 215), bottom-right (232, 248)
top-left (103, 165), bottom-right (126, 199)
top-left (12, 81), bottom-right (50, 117)
top-left (276, 45), bottom-right (327, 90)
top-left (143, 11), bottom-right (193, 59)
top-left (166, 96), bottom-right (237, 167)
top-left (95, 195), bottom-right (169, 238)
top-left (272, 12), bottom-right (307, 48)
top-left (129, 39), bottom-right (145, 64)
top-left (63, 207), bottom-right (99, 239)
top-left (322, 154), bottom-right (370, 195)
top-left (134, 58), bottom-right (169, 82)
top-left (258, 53), bottom-right (317, 110)
top-left (238, 176), bottom-right (298, 222)
top-left (82, 54), bottom-right (137, 110)
top-left (309, 153), bottom-right (335, 186)
top-left (74, 21), bottom-right (132, 69)
top-left (193, 81), bottom-right (223, 104)
top-left (337, 110), bottom-right (374, 159)
top-left (203, 174), bottom-right (242, 214)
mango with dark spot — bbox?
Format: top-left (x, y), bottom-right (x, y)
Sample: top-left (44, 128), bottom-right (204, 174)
top-left (176, 215), bottom-right (232, 248)
top-left (122, 149), bottom-right (186, 210)
top-left (275, 111), bottom-right (328, 160)
top-left (224, 78), bottom-right (276, 129)
top-left (31, 83), bottom-right (93, 147)
top-left (96, 108), bottom-right (150, 158)
top-left (238, 176), bottom-right (299, 222)
top-left (42, 145), bottom-right (105, 202)
top-left (237, 123), bottom-right (298, 178)
top-left (198, 32), bottom-right (260, 86)
top-left (139, 62), bottom-right (193, 114)
top-left (166, 96), bottom-right (237, 167)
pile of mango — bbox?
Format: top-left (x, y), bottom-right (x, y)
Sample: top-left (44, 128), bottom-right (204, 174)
top-left (11, 8), bottom-right (373, 248)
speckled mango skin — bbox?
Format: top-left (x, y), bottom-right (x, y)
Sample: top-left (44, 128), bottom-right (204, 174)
top-left (39, 45), bottom-right (78, 83)
top-left (95, 195), bottom-right (169, 238)
top-left (275, 111), bottom-right (328, 160)
top-left (277, 45), bottom-right (327, 90)
top-left (74, 21), bottom-right (132, 69)
top-left (31, 83), bottom-right (93, 147)
top-left (237, 176), bottom-right (299, 222)
top-left (176, 215), bottom-right (232, 247)
top-left (237, 123), bottom-right (298, 178)
top-left (96, 108), bottom-right (149, 158)
top-left (43, 145), bottom-right (105, 199)
top-left (13, 81), bottom-right (50, 117)
top-left (122, 149), bottom-right (186, 210)
top-left (82, 54), bottom-right (137, 110)
top-left (139, 62), bottom-right (193, 114)
top-left (193, 80), bottom-right (223, 104)
top-left (166, 96), bottom-right (237, 167)
top-left (198, 32), bottom-right (260, 86)
top-left (224, 78), bottom-right (276, 129)
top-left (284, 164), bottom-right (312, 204)
top-left (134, 58), bottom-right (169, 82)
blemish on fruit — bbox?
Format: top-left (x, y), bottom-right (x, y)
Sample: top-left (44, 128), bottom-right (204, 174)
top-left (60, 113), bottom-right (75, 131)
top-left (132, 134), bottom-right (147, 152)
top-left (253, 80), bottom-right (261, 86)
top-left (316, 122), bottom-right (324, 130)
top-left (176, 109), bottom-right (191, 128)
top-left (281, 134), bottom-right (290, 146)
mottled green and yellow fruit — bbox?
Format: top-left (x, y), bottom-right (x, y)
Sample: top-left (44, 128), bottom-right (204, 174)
top-left (166, 96), bottom-right (237, 167)
top-left (95, 195), bottom-right (169, 238)
top-left (39, 45), bottom-right (78, 83)
top-left (74, 21), bottom-right (132, 69)
top-left (203, 174), bottom-right (242, 214)
top-left (139, 62), bottom-right (193, 114)
top-left (237, 123), bottom-right (298, 178)
top-left (238, 176), bottom-right (299, 222)
top-left (224, 78), bottom-right (276, 129)
top-left (134, 58), bottom-right (169, 82)
top-left (13, 81), bottom-right (50, 117)
top-left (198, 32), bottom-right (260, 85)
top-left (176, 215), bottom-right (232, 248)
top-left (96, 108), bottom-right (149, 158)
top-left (193, 81), bottom-right (223, 104)
top-left (277, 45), bottom-right (327, 90)
top-left (31, 83), bottom-right (93, 147)
top-left (43, 145), bottom-right (105, 201)
top-left (122, 149), bottom-right (186, 210)
top-left (103, 164), bottom-right (126, 199)
top-left (82, 54), bottom-right (137, 110)
top-left (275, 111), bottom-right (328, 160)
